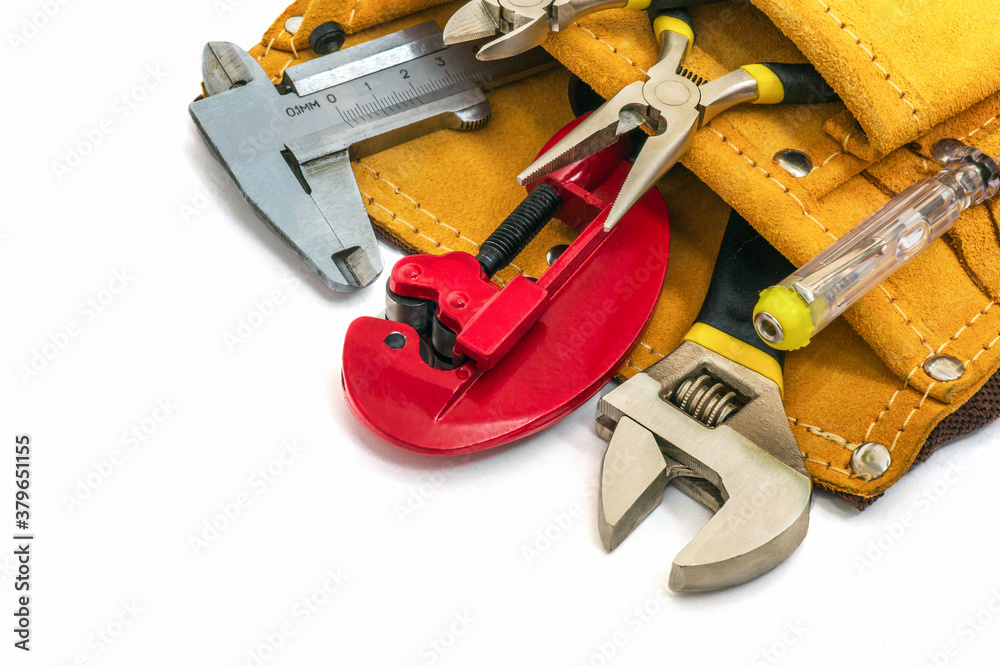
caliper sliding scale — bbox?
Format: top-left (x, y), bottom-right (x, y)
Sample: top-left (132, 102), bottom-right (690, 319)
top-left (189, 22), bottom-right (554, 292)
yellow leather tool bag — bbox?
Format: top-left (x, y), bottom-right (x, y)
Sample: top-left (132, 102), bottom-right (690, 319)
top-left (244, 0), bottom-right (1000, 505)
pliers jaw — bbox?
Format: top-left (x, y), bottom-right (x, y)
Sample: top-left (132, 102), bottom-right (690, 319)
top-left (597, 341), bottom-right (811, 592)
top-left (443, 0), bottom-right (553, 61)
top-left (518, 65), bottom-right (702, 230)
top-left (446, 0), bottom-right (637, 61)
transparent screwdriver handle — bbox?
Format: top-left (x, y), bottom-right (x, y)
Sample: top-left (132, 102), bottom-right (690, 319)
top-left (755, 139), bottom-right (1000, 351)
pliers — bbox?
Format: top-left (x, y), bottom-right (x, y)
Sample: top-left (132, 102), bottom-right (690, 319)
top-left (518, 7), bottom-right (840, 231)
top-left (443, 0), bottom-right (718, 61)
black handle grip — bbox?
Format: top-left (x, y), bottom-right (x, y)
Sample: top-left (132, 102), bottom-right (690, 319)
top-left (650, 6), bottom-right (693, 30)
top-left (695, 211), bottom-right (796, 366)
top-left (758, 62), bottom-right (839, 105)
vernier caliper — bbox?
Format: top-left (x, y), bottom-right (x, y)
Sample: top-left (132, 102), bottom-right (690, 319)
top-left (189, 22), bottom-right (553, 292)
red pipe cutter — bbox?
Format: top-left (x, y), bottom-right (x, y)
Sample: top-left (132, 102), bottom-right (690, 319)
top-left (342, 116), bottom-right (671, 455)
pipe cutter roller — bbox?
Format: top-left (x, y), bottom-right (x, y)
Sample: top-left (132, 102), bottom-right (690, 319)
top-left (342, 116), bottom-right (670, 455)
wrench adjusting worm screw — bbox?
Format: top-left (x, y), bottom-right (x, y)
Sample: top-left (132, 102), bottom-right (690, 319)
top-left (667, 373), bottom-right (744, 428)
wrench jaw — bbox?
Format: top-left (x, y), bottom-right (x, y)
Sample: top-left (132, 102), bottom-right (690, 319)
top-left (597, 416), bottom-right (669, 552)
top-left (596, 341), bottom-right (812, 592)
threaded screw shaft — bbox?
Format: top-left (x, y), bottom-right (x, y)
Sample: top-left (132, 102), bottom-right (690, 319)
top-left (476, 184), bottom-right (563, 278)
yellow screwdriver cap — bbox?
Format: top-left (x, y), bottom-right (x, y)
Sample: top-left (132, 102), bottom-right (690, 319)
top-left (753, 286), bottom-right (815, 351)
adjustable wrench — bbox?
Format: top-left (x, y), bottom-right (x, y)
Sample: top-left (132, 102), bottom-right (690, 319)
top-left (597, 211), bottom-right (810, 592)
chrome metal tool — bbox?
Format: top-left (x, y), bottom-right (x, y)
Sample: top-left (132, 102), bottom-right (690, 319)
top-left (597, 211), bottom-right (810, 592)
top-left (443, 0), bottom-right (717, 61)
top-left (190, 22), bottom-right (553, 292)
top-left (754, 139), bottom-right (1000, 351)
top-left (519, 8), bottom-right (839, 231)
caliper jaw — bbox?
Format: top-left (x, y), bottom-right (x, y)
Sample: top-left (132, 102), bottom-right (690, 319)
top-left (597, 341), bottom-right (811, 592)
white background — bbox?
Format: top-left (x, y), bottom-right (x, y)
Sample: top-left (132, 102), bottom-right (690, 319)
top-left (4, 0), bottom-right (1000, 664)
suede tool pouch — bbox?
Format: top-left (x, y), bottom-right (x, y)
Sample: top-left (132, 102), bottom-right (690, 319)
top-left (243, 0), bottom-right (1000, 504)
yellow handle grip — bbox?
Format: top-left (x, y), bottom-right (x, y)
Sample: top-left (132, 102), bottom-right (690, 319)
top-left (652, 14), bottom-right (694, 58)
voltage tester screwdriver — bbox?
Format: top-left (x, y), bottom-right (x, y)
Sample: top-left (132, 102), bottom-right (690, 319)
top-left (754, 139), bottom-right (1000, 351)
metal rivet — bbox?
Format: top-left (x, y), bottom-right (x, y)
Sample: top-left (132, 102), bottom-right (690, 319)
top-left (546, 245), bottom-right (569, 266)
top-left (851, 443), bottom-right (891, 479)
top-left (923, 354), bottom-right (965, 382)
top-left (653, 80), bottom-right (691, 107)
top-left (284, 16), bottom-right (304, 35)
top-left (774, 149), bottom-right (813, 178)
top-left (384, 332), bottom-right (406, 350)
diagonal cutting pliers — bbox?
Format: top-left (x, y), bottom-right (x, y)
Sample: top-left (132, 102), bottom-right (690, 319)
top-left (443, 0), bottom-right (719, 61)
top-left (518, 7), bottom-right (841, 231)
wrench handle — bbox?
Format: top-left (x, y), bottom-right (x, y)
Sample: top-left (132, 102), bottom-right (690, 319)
top-left (692, 211), bottom-right (795, 369)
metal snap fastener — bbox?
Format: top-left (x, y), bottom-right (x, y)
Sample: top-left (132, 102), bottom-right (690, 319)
top-left (773, 149), bottom-right (813, 178)
top-left (546, 245), bottom-right (569, 266)
top-left (284, 15), bottom-right (304, 35)
top-left (851, 442), bottom-right (891, 479)
top-left (923, 354), bottom-right (965, 382)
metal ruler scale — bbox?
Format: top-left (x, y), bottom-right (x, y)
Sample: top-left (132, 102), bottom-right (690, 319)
top-left (190, 23), bottom-right (554, 292)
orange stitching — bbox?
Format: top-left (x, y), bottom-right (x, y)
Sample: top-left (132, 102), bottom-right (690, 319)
top-left (356, 161), bottom-right (471, 243)
top-left (814, 127), bottom-right (856, 171)
top-left (867, 296), bottom-right (997, 445)
top-left (638, 341), bottom-right (668, 359)
top-left (708, 126), bottom-right (933, 356)
top-left (347, 0), bottom-right (363, 29)
top-left (707, 127), bottom-right (837, 240)
top-left (361, 192), bottom-right (449, 251)
top-left (804, 457), bottom-right (853, 478)
top-left (259, 36), bottom-right (277, 62)
top-left (570, 23), bottom-right (648, 76)
top-left (961, 113), bottom-right (1000, 143)
top-left (789, 418), bottom-right (856, 451)
top-left (355, 160), bottom-right (529, 276)
top-left (813, 0), bottom-right (920, 133)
